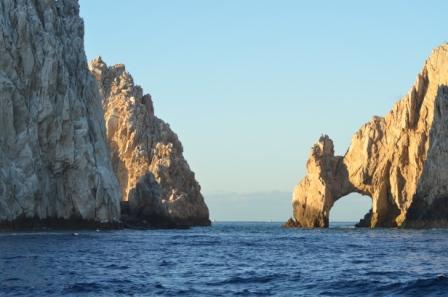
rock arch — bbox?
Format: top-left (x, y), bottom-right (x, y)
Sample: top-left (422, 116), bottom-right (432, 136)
top-left (287, 44), bottom-right (448, 228)
top-left (289, 136), bottom-right (400, 228)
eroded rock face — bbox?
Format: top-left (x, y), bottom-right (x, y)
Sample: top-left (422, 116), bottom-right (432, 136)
top-left (89, 58), bottom-right (210, 227)
top-left (288, 44), bottom-right (448, 228)
top-left (0, 0), bottom-right (121, 227)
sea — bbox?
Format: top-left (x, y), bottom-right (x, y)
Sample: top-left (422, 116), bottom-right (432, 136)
top-left (1, 222), bottom-right (448, 297)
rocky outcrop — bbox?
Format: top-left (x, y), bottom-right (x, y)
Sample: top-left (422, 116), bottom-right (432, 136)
top-left (0, 0), bottom-right (209, 230)
top-left (89, 58), bottom-right (210, 227)
top-left (0, 0), bottom-right (121, 227)
top-left (287, 44), bottom-right (448, 228)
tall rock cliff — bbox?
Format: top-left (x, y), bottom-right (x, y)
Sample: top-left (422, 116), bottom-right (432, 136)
top-left (89, 58), bottom-right (210, 227)
top-left (287, 44), bottom-right (448, 228)
top-left (0, 0), bottom-right (121, 227)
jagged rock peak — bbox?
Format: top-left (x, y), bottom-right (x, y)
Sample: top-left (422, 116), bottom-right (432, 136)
top-left (88, 58), bottom-right (210, 227)
top-left (287, 43), bottom-right (448, 228)
top-left (90, 57), bottom-right (154, 116)
top-left (0, 0), bottom-right (121, 228)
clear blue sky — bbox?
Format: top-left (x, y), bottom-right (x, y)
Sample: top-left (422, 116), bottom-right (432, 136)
top-left (79, 0), bottom-right (448, 221)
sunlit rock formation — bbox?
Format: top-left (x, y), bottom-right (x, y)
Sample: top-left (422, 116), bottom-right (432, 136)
top-left (287, 44), bottom-right (448, 228)
top-left (0, 0), bottom-right (121, 228)
top-left (0, 0), bottom-right (209, 230)
top-left (89, 58), bottom-right (210, 227)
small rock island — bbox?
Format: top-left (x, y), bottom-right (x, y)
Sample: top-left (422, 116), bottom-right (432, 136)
top-left (286, 44), bottom-right (448, 228)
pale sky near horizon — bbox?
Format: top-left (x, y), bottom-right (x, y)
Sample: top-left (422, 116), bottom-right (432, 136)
top-left (79, 0), bottom-right (448, 221)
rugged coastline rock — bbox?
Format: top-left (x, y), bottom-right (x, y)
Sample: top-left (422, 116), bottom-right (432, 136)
top-left (0, 0), bottom-right (121, 228)
top-left (0, 0), bottom-right (209, 230)
top-left (89, 58), bottom-right (210, 227)
top-left (287, 44), bottom-right (448, 228)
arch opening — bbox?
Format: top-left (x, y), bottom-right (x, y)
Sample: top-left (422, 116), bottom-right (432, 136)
top-left (329, 193), bottom-right (372, 228)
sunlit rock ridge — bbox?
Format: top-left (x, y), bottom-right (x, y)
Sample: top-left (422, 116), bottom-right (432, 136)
top-left (287, 44), bottom-right (448, 228)
top-left (89, 58), bottom-right (210, 227)
top-left (0, 0), bottom-right (121, 227)
top-left (0, 0), bottom-right (209, 229)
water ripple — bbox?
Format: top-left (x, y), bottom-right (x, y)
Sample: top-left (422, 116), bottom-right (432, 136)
top-left (1, 223), bottom-right (448, 296)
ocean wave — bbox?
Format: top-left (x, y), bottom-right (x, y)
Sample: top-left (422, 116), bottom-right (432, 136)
top-left (207, 272), bottom-right (287, 286)
top-left (379, 274), bottom-right (448, 296)
top-left (63, 282), bottom-right (105, 294)
top-left (2, 223), bottom-right (448, 296)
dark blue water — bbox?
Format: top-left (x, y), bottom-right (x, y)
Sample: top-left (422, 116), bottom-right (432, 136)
top-left (1, 222), bottom-right (448, 296)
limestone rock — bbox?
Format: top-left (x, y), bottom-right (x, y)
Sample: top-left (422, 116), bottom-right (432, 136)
top-left (288, 44), bottom-right (448, 228)
top-left (89, 58), bottom-right (210, 227)
top-left (0, 0), bottom-right (121, 227)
